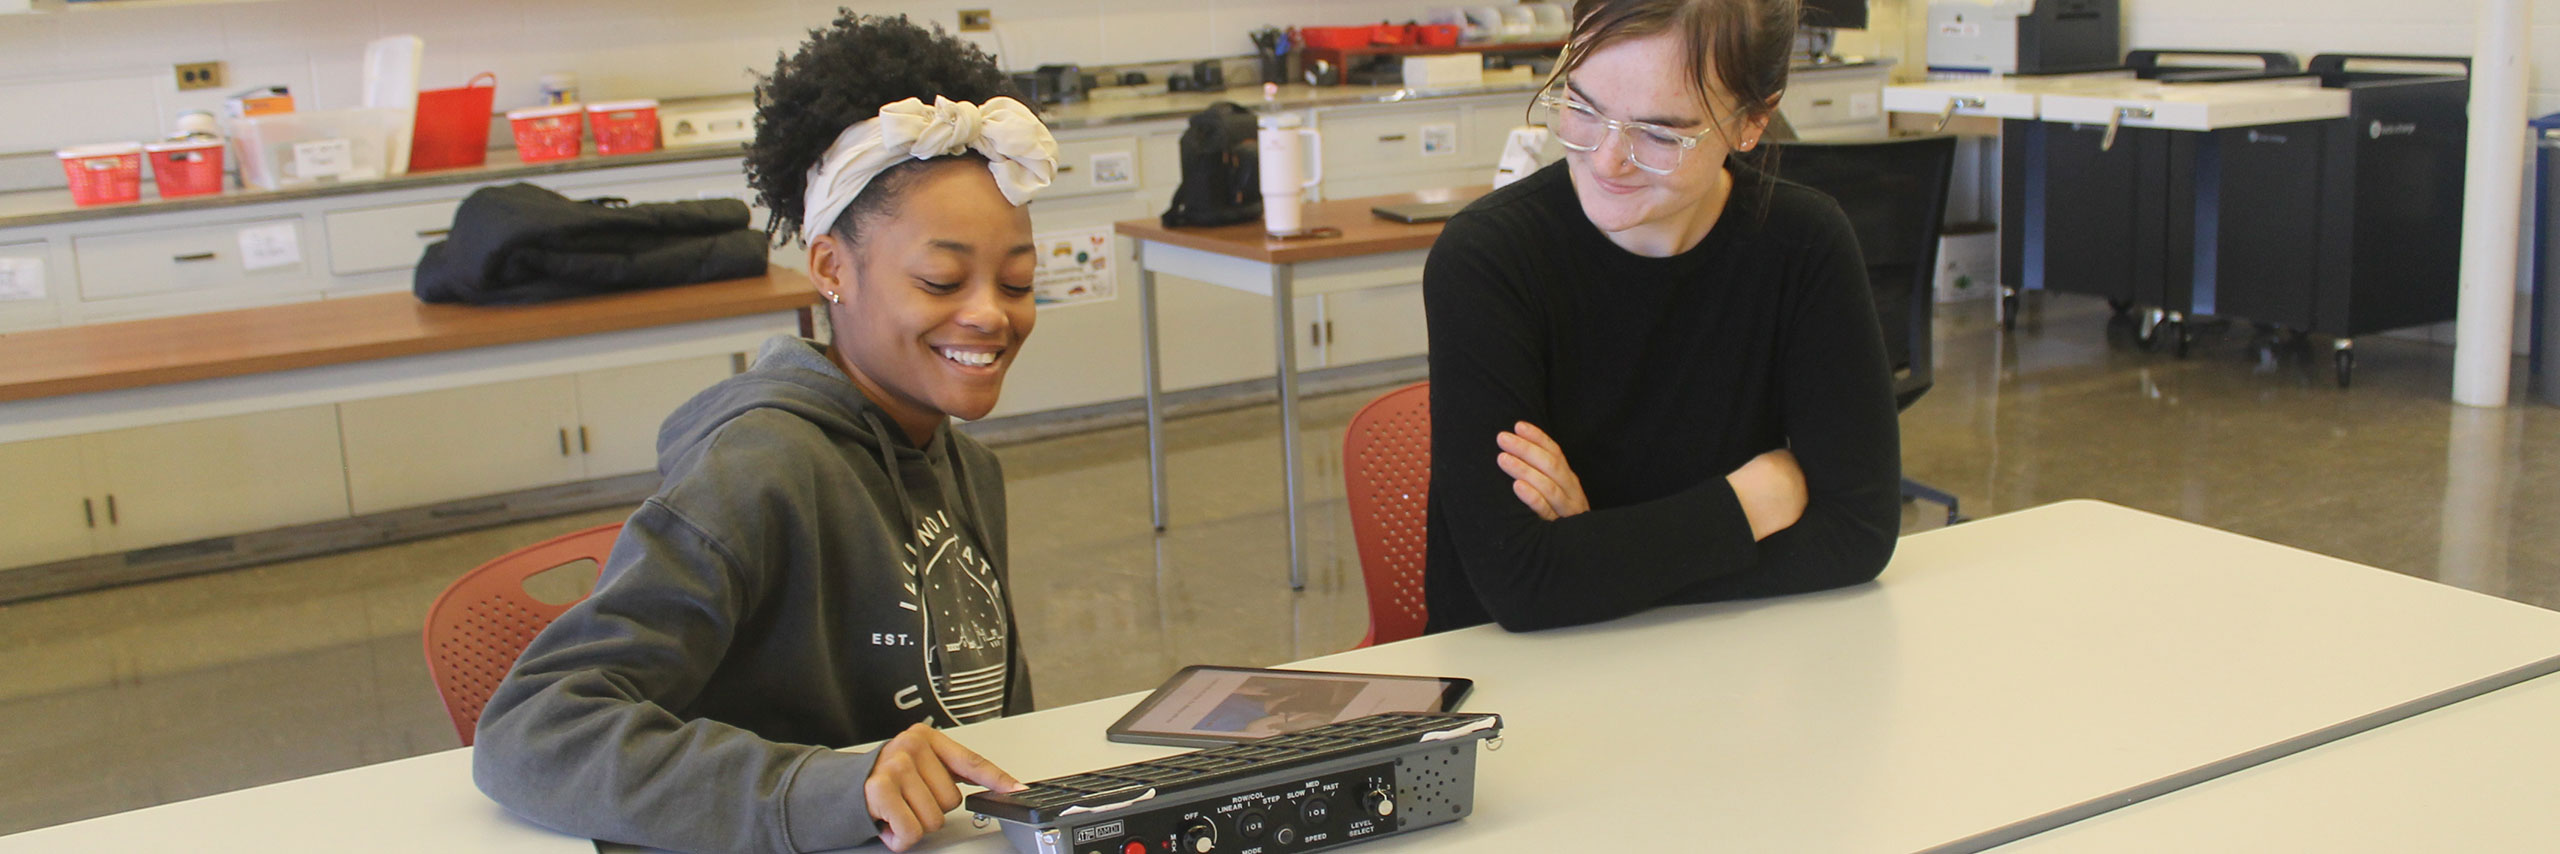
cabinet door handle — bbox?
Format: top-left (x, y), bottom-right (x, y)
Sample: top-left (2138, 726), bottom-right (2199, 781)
top-left (1325, 320), bottom-right (1334, 345)
top-left (559, 428), bottom-right (571, 456)
top-left (416, 228), bottom-right (451, 239)
top-left (578, 426), bottom-right (590, 454)
top-left (1377, 134), bottom-right (1408, 142)
top-left (106, 494), bottom-right (118, 525)
top-left (1055, 164), bottom-right (1076, 173)
top-left (1312, 323), bottom-right (1322, 347)
top-left (84, 498), bottom-right (95, 529)
top-left (172, 252), bottom-right (217, 263)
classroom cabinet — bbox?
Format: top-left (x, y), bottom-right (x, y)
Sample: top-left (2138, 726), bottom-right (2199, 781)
top-left (0, 407), bottom-right (347, 567)
top-left (1316, 283), bottom-right (1429, 365)
top-left (87, 407), bottom-right (351, 551)
top-left (571, 355), bottom-right (741, 477)
top-left (338, 355), bottom-right (735, 514)
top-left (0, 435), bottom-right (99, 567)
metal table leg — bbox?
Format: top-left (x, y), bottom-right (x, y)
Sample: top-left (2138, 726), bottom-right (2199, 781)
top-left (1270, 265), bottom-right (1306, 590)
top-left (1139, 256), bottom-right (1169, 532)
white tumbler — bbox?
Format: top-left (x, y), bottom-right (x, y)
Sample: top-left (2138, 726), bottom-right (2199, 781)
top-left (1258, 113), bottom-right (1323, 236)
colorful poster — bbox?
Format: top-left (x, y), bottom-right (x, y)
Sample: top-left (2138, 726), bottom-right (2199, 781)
top-left (1032, 226), bottom-right (1115, 307)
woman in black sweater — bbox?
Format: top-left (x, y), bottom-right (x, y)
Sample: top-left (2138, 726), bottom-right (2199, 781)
top-left (1422, 0), bottom-right (1901, 632)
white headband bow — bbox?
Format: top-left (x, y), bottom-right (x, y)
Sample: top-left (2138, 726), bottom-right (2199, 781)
top-left (799, 95), bottom-right (1059, 244)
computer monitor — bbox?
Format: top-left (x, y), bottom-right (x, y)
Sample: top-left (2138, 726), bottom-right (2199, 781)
top-left (1803, 0), bottom-right (1868, 30)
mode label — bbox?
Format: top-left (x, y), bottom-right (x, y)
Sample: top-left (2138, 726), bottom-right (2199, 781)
top-left (1073, 820), bottom-right (1126, 844)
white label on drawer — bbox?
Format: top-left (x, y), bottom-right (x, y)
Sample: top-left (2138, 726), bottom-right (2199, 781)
top-left (1031, 226), bottom-right (1114, 308)
top-left (1849, 92), bottom-right (1880, 119)
top-left (237, 223), bottom-right (302, 272)
top-left (0, 257), bottom-right (43, 301)
top-left (1420, 122), bottom-right (1458, 156)
top-left (1088, 151), bottom-right (1135, 189)
top-left (292, 138), bottom-right (353, 181)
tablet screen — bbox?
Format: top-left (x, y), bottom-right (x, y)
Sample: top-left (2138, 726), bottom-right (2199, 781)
top-left (1109, 666), bottom-right (1470, 746)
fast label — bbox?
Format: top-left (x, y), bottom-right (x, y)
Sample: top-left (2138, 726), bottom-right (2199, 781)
top-left (0, 256), bottom-right (43, 301)
top-left (237, 223), bottom-right (302, 272)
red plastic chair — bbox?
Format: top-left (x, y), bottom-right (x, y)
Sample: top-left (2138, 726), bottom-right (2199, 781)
top-left (422, 523), bottom-right (620, 745)
top-left (1342, 382), bottom-right (1432, 647)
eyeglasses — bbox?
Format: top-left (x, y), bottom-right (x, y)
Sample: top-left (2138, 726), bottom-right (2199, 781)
top-left (1534, 93), bottom-right (1720, 175)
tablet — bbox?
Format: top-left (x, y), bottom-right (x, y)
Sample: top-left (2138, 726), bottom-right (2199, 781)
top-left (1370, 199), bottom-right (1472, 224)
top-left (1106, 665), bottom-right (1473, 747)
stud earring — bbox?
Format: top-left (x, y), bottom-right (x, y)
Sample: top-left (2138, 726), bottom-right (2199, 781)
top-left (824, 290), bottom-right (842, 305)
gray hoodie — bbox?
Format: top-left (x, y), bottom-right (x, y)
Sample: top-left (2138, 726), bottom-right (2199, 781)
top-left (473, 336), bottom-right (1031, 853)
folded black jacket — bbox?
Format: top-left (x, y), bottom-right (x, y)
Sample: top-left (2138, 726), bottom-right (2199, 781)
top-left (414, 182), bottom-right (769, 305)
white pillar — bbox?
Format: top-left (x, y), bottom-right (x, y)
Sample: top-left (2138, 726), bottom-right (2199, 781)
top-left (2453, 0), bottom-right (2531, 407)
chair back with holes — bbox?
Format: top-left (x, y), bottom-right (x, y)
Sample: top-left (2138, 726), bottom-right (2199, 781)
top-left (422, 523), bottom-right (620, 745)
top-left (1342, 382), bottom-right (1432, 647)
top-left (1769, 135), bottom-right (1957, 411)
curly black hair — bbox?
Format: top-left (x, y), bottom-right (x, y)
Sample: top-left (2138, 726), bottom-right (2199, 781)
top-left (745, 12), bottom-right (1014, 247)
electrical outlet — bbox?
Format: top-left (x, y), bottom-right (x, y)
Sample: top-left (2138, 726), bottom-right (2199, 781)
top-left (174, 61), bottom-right (225, 91)
top-left (959, 9), bottom-right (993, 31)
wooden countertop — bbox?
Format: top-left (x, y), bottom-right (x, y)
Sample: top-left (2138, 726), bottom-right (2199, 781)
top-left (0, 270), bottom-right (818, 403)
top-left (1114, 187), bottom-right (1486, 264)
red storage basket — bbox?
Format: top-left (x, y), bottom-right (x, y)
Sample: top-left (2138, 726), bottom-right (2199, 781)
top-left (411, 72), bottom-right (497, 172)
top-left (1300, 26), bottom-right (1373, 49)
top-left (58, 143), bottom-right (143, 206)
top-left (1414, 24), bottom-right (1461, 46)
top-left (587, 100), bottom-right (660, 156)
top-left (144, 139), bottom-right (225, 198)
top-left (507, 104), bottom-right (584, 163)
top-left (1371, 23), bottom-right (1412, 45)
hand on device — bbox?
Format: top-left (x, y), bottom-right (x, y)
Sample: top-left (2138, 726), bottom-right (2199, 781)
top-left (1726, 448), bottom-right (1807, 540)
top-left (868, 723), bottom-right (1024, 851)
top-left (1497, 421), bottom-right (1588, 521)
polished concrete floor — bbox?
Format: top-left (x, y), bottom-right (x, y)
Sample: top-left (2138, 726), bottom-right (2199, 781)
top-left (3, 294), bottom-right (2556, 835)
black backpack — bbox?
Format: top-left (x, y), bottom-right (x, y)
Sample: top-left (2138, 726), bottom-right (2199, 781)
top-left (1160, 102), bottom-right (1262, 228)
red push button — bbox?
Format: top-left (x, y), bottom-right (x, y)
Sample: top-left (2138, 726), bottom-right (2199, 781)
top-left (1123, 841), bottom-right (1149, 854)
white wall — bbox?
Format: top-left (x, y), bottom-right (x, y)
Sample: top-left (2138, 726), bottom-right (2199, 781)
top-left (0, 0), bottom-right (1441, 154)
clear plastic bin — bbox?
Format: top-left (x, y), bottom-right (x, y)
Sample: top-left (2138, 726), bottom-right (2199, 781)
top-left (229, 108), bottom-right (409, 190)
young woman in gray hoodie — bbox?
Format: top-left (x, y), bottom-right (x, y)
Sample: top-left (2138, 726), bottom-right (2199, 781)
top-left (472, 14), bottom-right (1060, 853)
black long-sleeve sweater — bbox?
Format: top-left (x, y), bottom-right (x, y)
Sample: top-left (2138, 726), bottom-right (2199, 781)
top-left (1421, 160), bottom-right (1901, 633)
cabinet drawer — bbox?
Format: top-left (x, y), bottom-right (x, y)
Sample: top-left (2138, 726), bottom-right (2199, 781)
top-left (1048, 134), bottom-right (1143, 200)
top-left (73, 216), bottom-right (309, 301)
top-left (1320, 108), bottom-right (1466, 179)
top-left (325, 199), bottom-right (462, 275)
top-left (1786, 75), bottom-right (1884, 132)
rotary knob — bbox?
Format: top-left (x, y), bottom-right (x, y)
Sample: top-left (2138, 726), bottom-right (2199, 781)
top-left (1363, 788), bottom-right (1395, 818)
top-left (1180, 820), bottom-right (1218, 853)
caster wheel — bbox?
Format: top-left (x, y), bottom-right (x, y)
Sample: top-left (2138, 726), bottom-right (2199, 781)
top-left (2174, 325), bottom-right (2193, 359)
top-left (2001, 288), bottom-right (2020, 332)
top-left (2107, 298), bottom-right (2135, 317)
top-left (2335, 350), bottom-right (2354, 388)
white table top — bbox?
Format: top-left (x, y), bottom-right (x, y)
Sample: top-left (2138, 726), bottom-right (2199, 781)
top-left (15, 500), bottom-right (2560, 853)
top-left (0, 747), bottom-right (588, 853)
top-left (1992, 671), bottom-right (2560, 852)
top-left (1885, 76), bottom-right (2352, 130)
top-left (864, 500), bottom-right (2560, 853)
